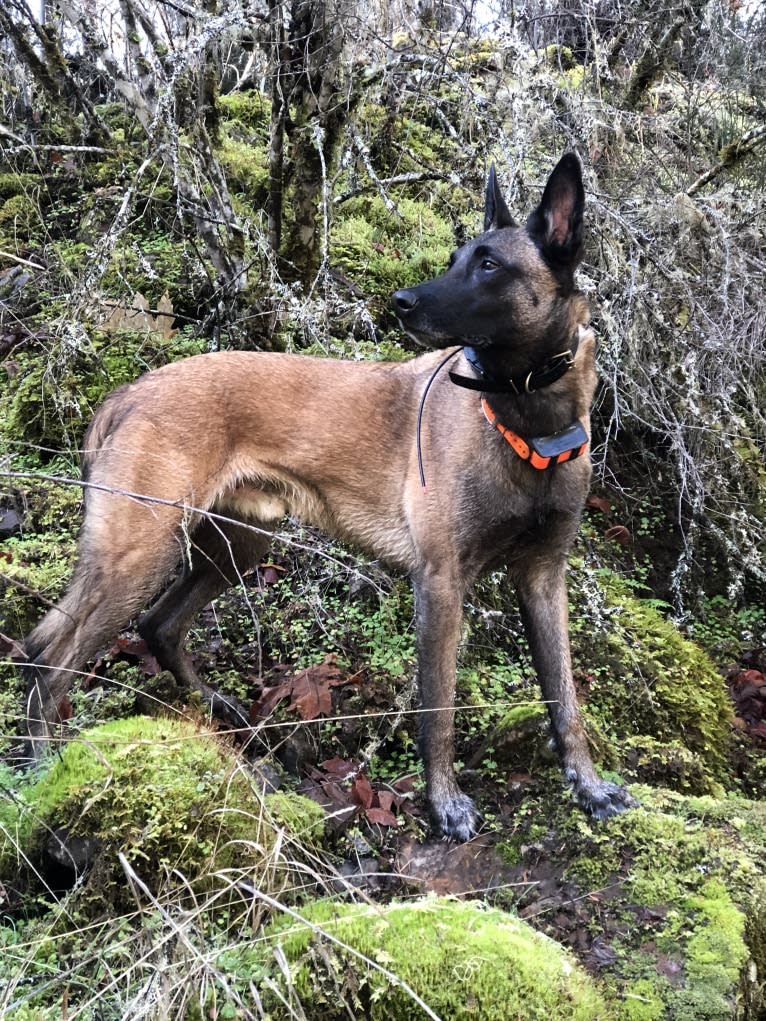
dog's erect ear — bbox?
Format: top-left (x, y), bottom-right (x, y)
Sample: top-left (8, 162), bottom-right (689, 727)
top-left (526, 153), bottom-right (585, 266)
top-left (484, 165), bottom-right (516, 231)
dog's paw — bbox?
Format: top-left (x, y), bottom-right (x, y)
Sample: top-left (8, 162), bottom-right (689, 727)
top-left (430, 792), bottom-right (482, 842)
top-left (572, 774), bottom-right (637, 821)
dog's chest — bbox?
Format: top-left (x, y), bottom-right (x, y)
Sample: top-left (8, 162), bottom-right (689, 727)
top-left (456, 464), bottom-right (586, 562)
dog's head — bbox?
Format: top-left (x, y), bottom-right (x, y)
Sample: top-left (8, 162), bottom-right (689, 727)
top-left (392, 154), bottom-right (586, 356)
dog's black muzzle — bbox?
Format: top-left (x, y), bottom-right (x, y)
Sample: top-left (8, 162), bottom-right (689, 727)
top-left (391, 287), bottom-right (455, 348)
top-left (391, 289), bottom-right (419, 316)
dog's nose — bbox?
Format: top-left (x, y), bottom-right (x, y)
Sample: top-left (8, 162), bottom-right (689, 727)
top-left (391, 290), bottom-right (418, 315)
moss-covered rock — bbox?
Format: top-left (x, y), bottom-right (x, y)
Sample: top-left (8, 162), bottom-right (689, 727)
top-left (571, 572), bottom-right (734, 788)
top-left (497, 781), bottom-right (765, 1019)
top-left (0, 715), bottom-right (325, 915)
top-left (465, 565), bottom-right (734, 799)
top-left (258, 897), bottom-right (611, 1020)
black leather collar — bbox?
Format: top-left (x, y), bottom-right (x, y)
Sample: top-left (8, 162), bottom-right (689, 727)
top-left (449, 333), bottom-right (580, 395)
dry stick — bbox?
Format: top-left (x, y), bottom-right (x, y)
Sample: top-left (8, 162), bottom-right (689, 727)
top-left (686, 123), bottom-right (766, 197)
top-left (349, 133), bottom-right (400, 215)
top-left (0, 251), bottom-right (45, 270)
top-left (334, 170), bottom-right (447, 205)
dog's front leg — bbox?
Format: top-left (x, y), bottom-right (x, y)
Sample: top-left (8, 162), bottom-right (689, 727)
top-left (412, 567), bottom-right (481, 841)
top-left (516, 558), bottom-right (636, 820)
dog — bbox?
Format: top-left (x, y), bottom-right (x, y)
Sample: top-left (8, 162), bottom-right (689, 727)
top-left (21, 152), bottom-right (634, 840)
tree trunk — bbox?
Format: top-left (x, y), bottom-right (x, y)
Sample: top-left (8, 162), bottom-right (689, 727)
top-left (268, 0), bottom-right (288, 254)
top-left (281, 0), bottom-right (350, 283)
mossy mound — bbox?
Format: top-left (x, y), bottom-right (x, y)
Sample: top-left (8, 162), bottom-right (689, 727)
top-left (570, 574), bottom-right (734, 789)
top-left (469, 568), bottom-right (734, 798)
top-left (258, 897), bottom-right (609, 1020)
top-left (499, 782), bottom-right (765, 1019)
top-left (0, 715), bottom-right (325, 915)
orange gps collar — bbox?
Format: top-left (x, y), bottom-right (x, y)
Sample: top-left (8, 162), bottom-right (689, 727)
top-left (481, 398), bottom-right (589, 470)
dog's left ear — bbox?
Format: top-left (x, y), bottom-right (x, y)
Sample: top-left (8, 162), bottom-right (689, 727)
top-left (484, 165), bottom-right (516, 231)
top-left (527, 153), bottom-right (585, 266)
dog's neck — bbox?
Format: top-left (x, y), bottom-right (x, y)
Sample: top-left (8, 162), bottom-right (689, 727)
top-left (450, 338), bottom-right (579, 396)
top-left (448, 323), bottom-right (592, 439)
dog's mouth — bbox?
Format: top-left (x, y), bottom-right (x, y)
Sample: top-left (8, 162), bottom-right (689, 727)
top-left (397, 320), bottom-right (472, 351)
top-left (398, 322), bottom-right (448, 348)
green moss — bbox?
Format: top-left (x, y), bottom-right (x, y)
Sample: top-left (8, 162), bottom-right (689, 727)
top-left (685, 879), bottom-right (747, 987)
top-left (0, 454), bottom-right (81, 638)
top-left (0, 529), bottom-right (78, 636)
top-left (332, 195), bottom-right (454, 298)
top-left (620, 978), bottom-right (666, 1020)
top-left (571, 572), bottom-right (733, 787)
top-left (218, 137), bottom-right (269, 196)
top-left (0, 172), bottom-right (40, 201)
top-left (47, 239), bottom-right (90, 271)
top-left (549, 785), bottom-right (763, 1017)
top-left (2, 329), bottom-right (207, 450)
top-left (100, 232), bottom-right (194, 308)
top-left (265, 790), bottom-right (326, 842)
top-left (543, 44), bottom-right (578, 71)
top-left (500, 702), bottom-right (547, 729)
top-left (219, 92), bottom-right (272, 132)
top-left (259, 897), bottom-right (611, 1020)
top-left (621, 735), bottom-right (717, 794)
top-left (0, 193), bottom-right (44, 248)
top-left (1, 716), bottom-right (324, 914)
top-left (475, 702), bottom-right (553, 774)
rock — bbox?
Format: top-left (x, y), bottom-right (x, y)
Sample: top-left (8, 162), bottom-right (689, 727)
top-left (259, 897), bottom-right (609, 1020)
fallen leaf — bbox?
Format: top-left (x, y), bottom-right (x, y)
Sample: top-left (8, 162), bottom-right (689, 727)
top-left (351, 774), bottom-right (374, 811)
top-left (252, 655), bottom-right (358, 722)
top-left (586, 495), bottom-right (612, 515)
top-left (393, 775), bottom-right (417, 794)
top-left (57, 694), bottom-right (73, 722)
top-left (319, 757), bottom-right (359, 779)
top-left (365, 807), bottom-right (399, 826)
top-left (376, 790), bottom-right (395, 812)
top-left (113, 637), bottom-right (161, 676)
top-left (288, 669), bottom-right (334, 719)
top-left (731, 669), bottom-right (765, 688)
top-left (604, 524), bottom-right (631, 545)
top-left (250, 685), bottom-right (289, 721)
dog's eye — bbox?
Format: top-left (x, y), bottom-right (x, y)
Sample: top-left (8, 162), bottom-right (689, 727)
top-left (480, 257), bottom-right (499, 271)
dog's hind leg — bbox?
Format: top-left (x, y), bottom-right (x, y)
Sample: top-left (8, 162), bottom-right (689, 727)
top-left (412, 565), bottom-right (481, 840)
top-left (138, 516), bottom-right (269, 725)
top-left (23, 531), bottom-right (181, 758)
